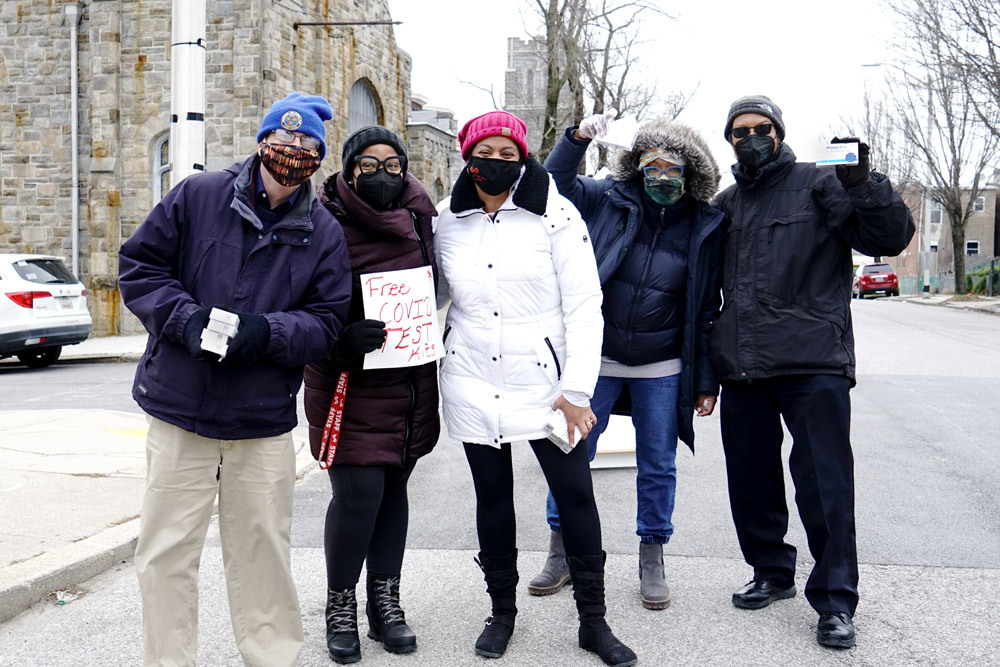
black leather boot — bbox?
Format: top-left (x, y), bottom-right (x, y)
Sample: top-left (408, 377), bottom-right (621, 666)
top-left (473, 551), bottom-right (518, 659)
top-left (569, 553), bottom-right (638, 667)
top-left (325, 587), bottom-right (361, 664)
top-left (366, 573), bottom-right (417, 654)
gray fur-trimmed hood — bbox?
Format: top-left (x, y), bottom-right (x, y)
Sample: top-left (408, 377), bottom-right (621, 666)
top-left (609, 119), bottom-right (721, 203)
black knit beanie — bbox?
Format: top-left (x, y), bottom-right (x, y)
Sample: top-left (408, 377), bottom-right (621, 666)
top-left (341, 126), bottom-right (408, 174)
top-left (724, 95), bottom-right (785, 140)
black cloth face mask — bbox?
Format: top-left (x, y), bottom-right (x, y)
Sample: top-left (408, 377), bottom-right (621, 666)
top-left (734, 134), bottom-right (778, 171)
top-left (467, 156), bottom-right (522, 197)
top-left (355, 170), bottom-right (404, 209)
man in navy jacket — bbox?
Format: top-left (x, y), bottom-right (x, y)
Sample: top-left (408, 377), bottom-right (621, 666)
top-left (119, 92), bottom-right (351, 666)
top-left (711, 95), bottom-right (914, 649)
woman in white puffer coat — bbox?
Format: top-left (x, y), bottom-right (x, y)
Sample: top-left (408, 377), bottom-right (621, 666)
top-left (434, 110), bottom-right (637, 667)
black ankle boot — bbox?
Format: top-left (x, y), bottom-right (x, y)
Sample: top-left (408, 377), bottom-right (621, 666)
top-left (325, 587), bottom-right (361, 664)
top-left (569, 553), bottom-right (637, 667)
top-left (366, 573), bottom-right (417, 654)
top-left (474, 551), bottom-right (518, 659)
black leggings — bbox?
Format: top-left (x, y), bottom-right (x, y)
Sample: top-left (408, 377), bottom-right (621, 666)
top-left (463, 439), bottom-right (602, 558)
top-left (325, 461), bottom-right (416, 590)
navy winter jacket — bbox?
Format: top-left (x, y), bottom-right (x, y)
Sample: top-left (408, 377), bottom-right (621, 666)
top-left (119, 156), bottom-right (352, 440)
top-left (545, 127), bottom-right (724, 450)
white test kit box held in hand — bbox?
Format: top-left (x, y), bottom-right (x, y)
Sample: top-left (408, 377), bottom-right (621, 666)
top-left (206, 317), bottom-right (240, 338)
top-left (816, 142), bottom-right (859, 166)
top-left (200, 308), bottom-right (241, 358)
top-left (200, 328), bottom-right (231, 357)
top-left (209, 308), bottom-right (240, 327)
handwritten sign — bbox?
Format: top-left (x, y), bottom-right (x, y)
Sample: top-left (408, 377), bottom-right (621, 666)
top-left (360, 265), bottom-right (442, 370)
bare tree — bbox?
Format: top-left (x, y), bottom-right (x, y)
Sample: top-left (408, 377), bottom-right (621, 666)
top-left (886, 0), bottom-right (1000, 293)
top-left (530, 0), bottom-right (588, 161)
top-left (837, 84), bottom-right (919, 191)
top-left (898, 0), bottom-right (1000, 139)
top-left (527, 0), bottom-right (679, 161)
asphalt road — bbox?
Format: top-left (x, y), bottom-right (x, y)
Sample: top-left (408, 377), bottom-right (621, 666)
top-left (1, 299), bottom-right (998, 666)
top-left (0, 359), bottom-right (143, 413)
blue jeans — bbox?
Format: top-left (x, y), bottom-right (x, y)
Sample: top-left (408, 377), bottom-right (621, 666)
top-left (546, 374), bottom-right (680, 544)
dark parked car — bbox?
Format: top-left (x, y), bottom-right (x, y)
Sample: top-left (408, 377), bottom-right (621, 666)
top-left (853, 262), bottom-right (899, 299)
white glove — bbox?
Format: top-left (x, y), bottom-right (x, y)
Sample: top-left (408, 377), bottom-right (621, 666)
top-left (577, 112), bottom-right (616, 140)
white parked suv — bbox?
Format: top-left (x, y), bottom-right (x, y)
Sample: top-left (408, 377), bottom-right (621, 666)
top-left (0, 253), bottom-right (92, 367)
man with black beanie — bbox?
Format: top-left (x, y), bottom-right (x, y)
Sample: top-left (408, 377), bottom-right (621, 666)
top-left (710, 94), bottom-right (915, 648)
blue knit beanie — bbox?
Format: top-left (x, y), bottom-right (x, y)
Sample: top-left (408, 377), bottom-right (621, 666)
top-left (257, 92), bottom-right (334, 159)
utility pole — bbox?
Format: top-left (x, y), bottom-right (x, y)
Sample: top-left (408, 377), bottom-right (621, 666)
top-left (169, 0), bottom-right (206, 187)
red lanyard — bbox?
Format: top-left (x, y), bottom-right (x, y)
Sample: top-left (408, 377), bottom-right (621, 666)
top-left (318, 371), bottom-right (349, 469)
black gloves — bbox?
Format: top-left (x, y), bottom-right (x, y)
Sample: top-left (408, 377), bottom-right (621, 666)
top-left (183, 308), bottom-right (213, 359)
top-left (220, 313), bottom-right (271, 368)
top-left (831, 136), bottom-right (871, 189)
top-left (337, 319), bottom-right (387, 357)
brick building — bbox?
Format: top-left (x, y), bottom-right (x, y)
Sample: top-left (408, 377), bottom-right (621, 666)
top-left (0, 0), bottom-right (418, 335)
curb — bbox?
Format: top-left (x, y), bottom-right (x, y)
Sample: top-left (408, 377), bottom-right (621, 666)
top-left (944, 303), bottom-right (1000, 317)
top-left (0, 439), bottom-right (320, 624)
top-left (61, 352), bottom-right (145, 364)
top-left (0, 520), bottom-right (139, 624)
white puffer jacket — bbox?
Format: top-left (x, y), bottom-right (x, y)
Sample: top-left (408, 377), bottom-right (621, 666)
top-left (434, 158), bottom-right (603, 447)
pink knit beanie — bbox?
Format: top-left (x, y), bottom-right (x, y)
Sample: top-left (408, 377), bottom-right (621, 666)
top-left (458, 111), bottom-right (529, 160)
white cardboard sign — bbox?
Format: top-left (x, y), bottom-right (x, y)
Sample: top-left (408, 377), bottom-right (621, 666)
top-left (360, 266), bottom-right (442, 370)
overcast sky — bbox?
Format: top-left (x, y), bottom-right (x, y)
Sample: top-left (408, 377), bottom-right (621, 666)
top-left (387, 0), bottom-right (901, 182)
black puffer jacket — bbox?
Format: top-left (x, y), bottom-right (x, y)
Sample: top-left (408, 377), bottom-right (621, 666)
top-left (710, 144), bottom-right (915, 384)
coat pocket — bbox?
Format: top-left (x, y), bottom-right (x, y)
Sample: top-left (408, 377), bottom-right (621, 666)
top-left (534, 336), bottom-right (561, 385)
top-left (438, 325), bottom-right (455, 373)
top-left (759, 213), bottom-right (824, 305)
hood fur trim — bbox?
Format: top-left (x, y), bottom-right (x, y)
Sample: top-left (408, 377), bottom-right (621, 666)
top-left (609, 119), bottom-right (721, 202)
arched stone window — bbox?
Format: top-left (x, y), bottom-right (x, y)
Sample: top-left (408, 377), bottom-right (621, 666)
top-left (348, 79), bottom-right (383, 134)
top-left (152, 133), bottom-right (170, 202)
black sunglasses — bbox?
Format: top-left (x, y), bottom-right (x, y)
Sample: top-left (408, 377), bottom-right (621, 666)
top-left (731, 123), bottom-right (774, 139)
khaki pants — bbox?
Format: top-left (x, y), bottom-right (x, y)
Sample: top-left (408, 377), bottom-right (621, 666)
top-left (135, 417), bottom-right (303, 667)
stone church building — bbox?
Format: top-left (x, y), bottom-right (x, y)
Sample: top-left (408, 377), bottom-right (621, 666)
top-left (0, 0), bottom-right (457, 335)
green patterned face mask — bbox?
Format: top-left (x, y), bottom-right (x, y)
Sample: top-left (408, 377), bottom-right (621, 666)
top-left (643, 175), bottom-right (685, 206)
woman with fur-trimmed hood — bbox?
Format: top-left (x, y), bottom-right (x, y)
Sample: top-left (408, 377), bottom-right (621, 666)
top-left (533, 116), bottom-right (725, 612)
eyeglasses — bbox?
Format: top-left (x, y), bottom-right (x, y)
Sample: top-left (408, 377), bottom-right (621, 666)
top-left (642, 164), bottom-right (685, 179)
top-left (730, 123), bottom-right (773, 140)
top-left (356, 155), bottom-right (406, 175)
top-left (269, 129), bottom-right (322, 152)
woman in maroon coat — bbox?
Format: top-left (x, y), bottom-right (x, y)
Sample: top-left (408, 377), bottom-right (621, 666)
top-left (303, 126), bottom-right (439, 664)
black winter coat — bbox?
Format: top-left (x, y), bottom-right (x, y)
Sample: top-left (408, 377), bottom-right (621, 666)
top-left (545, 128), bottom-right (724, 450)
top-left (710, 144), bottom-right (915, 384)
top-left (303, 171), bottom-right (440, 467)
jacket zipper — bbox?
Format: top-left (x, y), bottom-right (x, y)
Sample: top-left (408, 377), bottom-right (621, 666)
top-left (411, 213), bottom-right (431, 266)
top-left (543, 337), bottom-right (562, 380)
top-left (625, 210), bottom-right (664, 364)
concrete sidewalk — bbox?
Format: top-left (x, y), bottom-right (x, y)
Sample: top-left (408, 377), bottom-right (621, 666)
top-left (0, 334), bottom-right (318, 623)
top-left (898, 293), bottom-right (1000, 316)
top-left (58, 333), bottom-right (149, 363)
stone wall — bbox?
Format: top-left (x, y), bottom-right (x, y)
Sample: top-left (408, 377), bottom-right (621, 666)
top-left (0, 0), bottom-right (411, 335)
top-left (503, 35), bottom-right (574, 155)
